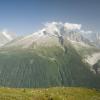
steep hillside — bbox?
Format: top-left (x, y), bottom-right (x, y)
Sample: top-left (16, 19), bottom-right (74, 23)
top-left (0, 36), bottom-right (100, 88)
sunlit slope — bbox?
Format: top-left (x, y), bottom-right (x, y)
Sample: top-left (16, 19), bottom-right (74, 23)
top-left (0, 87), bottom-right (100, 100)
top-left (0, 39), bottom-right (100, 88)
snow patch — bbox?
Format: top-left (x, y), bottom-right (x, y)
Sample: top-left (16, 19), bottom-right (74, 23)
top-left (2, 30), bottom-right (13, 41)
top-left (85, 53), bottom-right (100, 65)
top-left (69, 39), bottom-right (90, 48)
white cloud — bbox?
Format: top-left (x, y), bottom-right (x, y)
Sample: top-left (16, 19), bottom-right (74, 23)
top-left (44, 22), bottom-right (82, 32)
top-left (43, 21), bottom-right (92, 37)
top-left (44, 22), bottom-right (63, 36)
top-left (64, 23), bottom-right (82, 30)
top-left (80, 30), bottom-right (92, 34)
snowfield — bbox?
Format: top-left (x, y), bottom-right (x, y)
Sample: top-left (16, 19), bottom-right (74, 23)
top-left (85, 52), bottom-right (100, 65)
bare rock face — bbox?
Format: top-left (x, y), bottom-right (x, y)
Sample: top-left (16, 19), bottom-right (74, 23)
top-left (93, 60), bottom-right (100, 74)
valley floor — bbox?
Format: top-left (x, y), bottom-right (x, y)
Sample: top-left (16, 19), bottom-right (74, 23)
top-left (0, 87), bottom-right (100, 100)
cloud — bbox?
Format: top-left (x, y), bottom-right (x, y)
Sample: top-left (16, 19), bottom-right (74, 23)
top-left (44, 22), bottom-right (63, 36)
top-left (80, 30), bottom-right (92, 34)
top-left (44, 22), bottom-right (82, 32)
top-left (64, 23), bottom-right (82, 30)
top-left (43, 21), bottom-right (92, 37)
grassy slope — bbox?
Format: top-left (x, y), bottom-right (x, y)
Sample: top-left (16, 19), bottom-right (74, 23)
top-left (0, 87), bottom-right (100, 100)
top-left (0, 42), bottom-right (100, 88)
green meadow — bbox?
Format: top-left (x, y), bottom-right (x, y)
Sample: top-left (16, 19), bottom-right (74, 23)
top-left (0, 87), bottom-right (100, 100)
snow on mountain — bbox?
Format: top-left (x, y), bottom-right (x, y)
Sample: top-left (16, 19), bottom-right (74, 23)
top-left (2, 22), bottom-right (94, 49)
top-left (0, 30), bottom-right (17, 46)
top-left (85, 53), bottom-right (100, 66)
top-left (1, 22), bottom-right (99, 49)
top-left (2, 31), bottom-right (13, 41)
top-left (0, 22), bottom-right (100, 74)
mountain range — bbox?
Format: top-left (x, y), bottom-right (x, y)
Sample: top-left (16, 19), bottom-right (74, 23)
top-left (0, 22), bottom-right (100, 88)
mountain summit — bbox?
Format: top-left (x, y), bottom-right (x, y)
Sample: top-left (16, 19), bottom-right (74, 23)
top-left (2, 22), bottom-right (89, 48)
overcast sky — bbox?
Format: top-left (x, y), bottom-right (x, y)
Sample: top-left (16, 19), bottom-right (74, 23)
top-left (0, 0), bottom-right (100, 35)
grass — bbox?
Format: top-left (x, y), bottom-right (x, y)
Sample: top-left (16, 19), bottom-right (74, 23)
top-left (0, 87), bottom-right (100, 100)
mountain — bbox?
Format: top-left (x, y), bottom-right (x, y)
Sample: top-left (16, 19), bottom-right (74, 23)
top-left (0, 30), bottom-right (16, 46)
top-left (0, 22), bottom-right (100, 88)
top-left (81, 32), bottom-right (100, 48)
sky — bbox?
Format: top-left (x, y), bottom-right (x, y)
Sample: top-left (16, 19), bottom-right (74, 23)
top-left (0, 0), bottom-right (100, 35)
